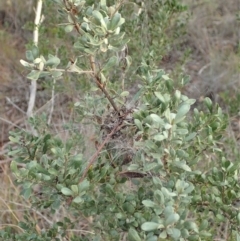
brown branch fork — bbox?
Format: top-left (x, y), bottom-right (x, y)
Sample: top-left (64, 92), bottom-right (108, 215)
top-left (79, 122), bottom-right (124, 184)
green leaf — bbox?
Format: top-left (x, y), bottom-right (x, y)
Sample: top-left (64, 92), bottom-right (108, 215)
top-left (110, 12), bottom-right (120, 29)
top-left (153, 134), bottom-right (166, 141)
top-left (9, 136), bottom-right (20, 143)
top-left (8, 149), bottom-right (21, 156)
top-left (61, 187), bottom-right (73, 196)
top-left (143, 162), bottom-right (159, 172)
top-left (176, 149), bottom-right (189, 158)
top-left (26, 50), bottom-right (34, 61)
top-left (181, 75), bottom-right (190, 85)
top-left (181, 229), bottom-right (190, 238)
top-left (164, 108), bottom-right (171, 122)
top-left (176, 128), bottom-right (188, 135)
top-left (81, 22), bottom-right (90, 32)
top-left (92, 10), bottom-right (107, 29)
top-left (165, 213), bottom-right (180, 226)
top-left (162, 74), bottom-right (169, 80)
top-left (120, 91), bottom-right (129, 97)
top-left (154, 190), bottom-right (164, 203)
top-left (42, 174), bottom-right (51, 181)
top-left (128, 164), bottom-right (139, 170)
top-left (164, 123), bottom-right (172, 129)
top-left (237, 232), bottom-right (240, 241)
top-left (31, 45), bottom-right (39, 59)
top-left (204, 97), bottom-right (213, 112)
top-left (159, 230), bottom-right (167, 239)
top-left (128, 227), bottom-right (141, 241)
top-left (184, 98), bottom-right (196, 105)
top-left (10, 161), bottom-right (18, 173)
top-left (122, 202), bottom-right (135, 214)
top-left (134, 119), bottom-right (143, 131)
top-left (142, 199), bottom-right (156, 208)
top-left (141, 222), bottom-right (162, 231)
top-left (154, 92), bottom-right (165, 103)
top-left (100, 72), bottom-right (106, 83)
top-left (78, 179), bottom-right (90, 193)
top-left (46, 56), bottom-right (60, 67)
top-left (71, 185), bottom-right (79, 194)
top-left (72, 196), bottom-right (83, 204)
top-left (150, 114), bottom-right (164, 124)
top-left (27, 70), bottom-right (41, 80)
top-left (100, 0), bottom-right (107, 10)
top-left (185, 132), bottom-right (197, 141)
top-left (20, 59), bottom-right (33, 68)
top-left (92, 10), bottom-right (103, 22)
top-left (237, 213), bottom-right (240, 223)
top-left (110, 12), bottom-right (125, 30)
top-left (65, 24), bottom-right (74, 33)
top-left (173, 161), bottom-right (192, 172)
top-left (23, 188), bottom-right (32, 199)
top-left (166, 228), bottom-right (181, 239)
top-left (48, 168), bottom-right (58, 176)
top-left (199, 230), bottom-right (212, 237)
top-left (102, 56), bottom-right (118, 71)
top-left (184, 221), bottom-right (199, 233)
top-left (39, 71), bottom-right (51, 79)
top-left (51, 71), bottom-right (63, 78)
top-left (199, 220), bottom-right (208, 231)
top-left (125, 55), bottom-right (132, 69)
top-left (175, 90), bottom-right (181, 100)
top-left (175, 103), bottom-right (190, 123)
top-left (162, 188), bottom-right (177, 198)
top-left (100, 41), bottom-right (108, 52)
top-left (146, 236), bottom-right (157, 241)
top-left (34, 57), bottom-right (43, 64)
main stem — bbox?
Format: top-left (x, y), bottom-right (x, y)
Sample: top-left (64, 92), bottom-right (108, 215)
top-left (89, 56), bottom-right (119, 114)
top-left (79, 122), bottom-right (123, 183)
top-left (63, 1), bottom-right (120, 114)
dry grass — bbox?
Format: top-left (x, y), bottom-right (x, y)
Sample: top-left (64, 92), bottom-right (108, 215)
top-left (183, 0), bottom-right (239, 100)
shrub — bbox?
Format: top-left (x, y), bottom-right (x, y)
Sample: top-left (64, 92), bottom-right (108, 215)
top-left (1, 0), bottom-right (239, 240)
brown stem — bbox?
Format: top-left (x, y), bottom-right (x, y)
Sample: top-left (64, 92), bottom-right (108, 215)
top-left (111, 0), bottom-right (125, 18)
top-left (64, 1), bottom-right (120, 114)
top-left (63, 0), bottom-right (81, 34)
top-left (79, 122), bottom-right (124, 183)
top-left (89, 55), bottom-right (96, 75)
top-left (96, 78), bottom-right (119, 113)
top-left (89, 56), bottom-right (119, 113)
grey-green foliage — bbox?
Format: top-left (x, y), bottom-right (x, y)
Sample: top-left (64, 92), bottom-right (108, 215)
top-left (1, 0), bottom-right (240, 241)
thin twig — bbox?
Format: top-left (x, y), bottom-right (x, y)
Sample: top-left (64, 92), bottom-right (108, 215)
top-left (63, 0), bottom-right (81, 34)
top-left (79, 122), bottom-right (124, 183)
top-left (6, 97), bottom-right (26, 115)
top-left (89, 56), bottom-right (119, 113)
top-left (95, 77), bottom-right (119, 113)
top-left (198, 63), bottom-right (211, 75)
top-left (0, 224), bottom-right (24, 232)
top-left (0, 196), bottom-right (19, 222)
top-left (34, 94), bottom-right (58, 115)
top-left (0, 117), bottom-right (23, 130)
top-left (48, 78), bottom-right (56, 125)
top-left (63, 1), bottom-right (120, 114)
top-left (52, 69), bottom-right (93, 74)
top-left (66, 229), bottom-right (95, 234)
top-left (8, 201), bottom-right (53, 225)
top-left (89, 55), bottom-right (96, 75)
top-left (0, 158), bottom-right (11, 164)
top-left (111, 0), bottom-right (125, 18)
